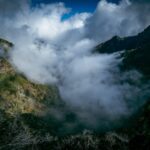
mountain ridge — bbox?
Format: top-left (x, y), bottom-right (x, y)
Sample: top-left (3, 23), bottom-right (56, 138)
top-left (94, 25), bottom-right (150, 54)
top-left (94, 25), bottom-right (150, 77)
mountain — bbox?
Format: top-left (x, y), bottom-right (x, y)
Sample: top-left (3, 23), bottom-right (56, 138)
top-left (0, 39), bottom-right (61, 115)
top-left (94, 25), bottom-right (150, 54)
top-left (94, 25), bottom-right (150, 77)
top-left (0, 38), bottom-right (13, 48)
top-left (0, 39), bottom-right (64, 148)
top-left (1, 25), bottom-right (150, 149)
top-left (0, 39), bottom-right (102, 149)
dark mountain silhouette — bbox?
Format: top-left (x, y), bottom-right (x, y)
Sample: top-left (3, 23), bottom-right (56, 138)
top-left (95, 25), bottom-right (150, 77)
top-left (94, 25), bottom-right (150, 54)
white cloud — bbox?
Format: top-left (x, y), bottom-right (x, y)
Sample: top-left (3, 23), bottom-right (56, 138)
top-left (85, 0), bottom-right (150, 42)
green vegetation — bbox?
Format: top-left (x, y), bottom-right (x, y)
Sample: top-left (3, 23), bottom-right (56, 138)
top-left (0, 58), bottom-right (61, 116)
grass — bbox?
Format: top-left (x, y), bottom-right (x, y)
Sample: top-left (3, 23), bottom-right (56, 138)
top-left (0, 58), bottom-right (61, 116)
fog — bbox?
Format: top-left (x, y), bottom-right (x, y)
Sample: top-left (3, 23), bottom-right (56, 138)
top-left (0, 0), bottom-right (150, 127)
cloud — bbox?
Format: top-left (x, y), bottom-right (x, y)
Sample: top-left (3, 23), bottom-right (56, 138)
top-left (0, 0), bottom-right (150, 129)
top-left (85, 0), bottom-right (150, 42)
top-left (131, 0), bottom-right (150, 3)
top-left (0, 0), bottom-right (29, 18)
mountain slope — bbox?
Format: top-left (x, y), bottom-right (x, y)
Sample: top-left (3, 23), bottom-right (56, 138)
top-left (122, 42), bottom-right (150, 77)
top-left (0, 39), bottom-right (63, 148)
top-left (94, 25), bottom-right (150, 54)
top-left (94, 25), bottom-right (150, 77)
top-left (0, 56), bottom-right (60, 116)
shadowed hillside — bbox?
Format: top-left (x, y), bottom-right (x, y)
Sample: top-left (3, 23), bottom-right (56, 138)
top-left (94, 25), bottom-right (150, 54)
top-left (94, 25), bottom-right (150, 78)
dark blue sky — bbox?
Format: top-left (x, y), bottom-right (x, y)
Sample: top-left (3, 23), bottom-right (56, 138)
top-left (31, 0), bottom-right (121, 20)
top-left (32, 0), bottom-right (120, 13)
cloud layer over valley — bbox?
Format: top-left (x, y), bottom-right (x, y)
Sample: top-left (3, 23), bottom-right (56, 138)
top-left (1, 0), bottom-right (150, 127)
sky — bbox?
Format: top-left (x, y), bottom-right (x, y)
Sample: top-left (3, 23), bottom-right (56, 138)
top-left (32, 0), bottom-right (121, 11)
top-left (31, 0), bottom-right (121, 19)
top-left (31, 0), bottom-right (150, 20)
top-left (31, 0), bottom-right (150, 11)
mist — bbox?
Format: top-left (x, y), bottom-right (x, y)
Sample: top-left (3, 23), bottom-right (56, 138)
top-left (0, 0), bottom-right (150, 127)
